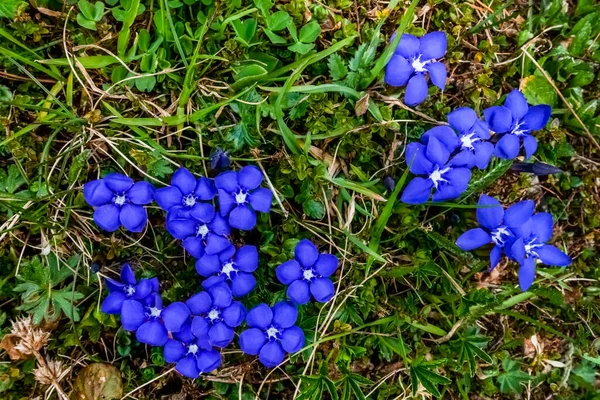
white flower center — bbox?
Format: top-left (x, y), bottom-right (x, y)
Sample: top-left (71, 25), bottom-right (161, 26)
top-left (187, 344), bottom-right (198, 355)
top-left (266, 326), bottom-right (279, 340)
top-left (429, 167), bottom-right (450, 189)
top-left (114, 195), bottom-right (126, 206)
top-left (125, 285), bottom-right (136, 296)
top-left (208, 309), bottom-right (220, 321)
top-left (221, 262), bottom-right (237, 278)
top-left (197, 224), bottom-right (209, 238)
top-left (235, 190), bottom-right (247, 204)
top-left (303, 269), bottom-right (315, 281)
top-left (460, 133), bottom-right (481, 151)
top-left (148, 307), bottom-right (162, 318)
top-left (525, 238), bottom-right (543, 257)
top-left (411, 55), bottom-right (430, 72)
top-left (183, 194), bottom-right (196, 207)
top-left (491, 226), bottom-right (510, 246)
top-left (511, 122), bottom-right (528, 136)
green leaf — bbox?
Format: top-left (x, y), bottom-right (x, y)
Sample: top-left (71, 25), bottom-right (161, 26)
top-left (569, 20), bottom-right (591, 56)
top-left (78, 0), bottom-right (103, 21)
top-left (299, 21), bottom-right (321, 43)
top-left (77, 13), bottom-right (98, 30)
top-left (264, 28), bottom-right (287, 44)
top-left (0, 0), bottom-right (26, 19)
top-left (253, 0), bottom-right (272, 16)
top-left (410, 360), bottom-right (452, 397)
top-left (68, 150), bottom-right (91, 184)
top-left (302, 199), bottom-right (325, 219)
top-left (521, 75), bottom-right (557, 107)
top-left (328, 53), bottom-right (348, 81)
top-left (451, 330), bottom-right (493, 376)
top-left (231, 18), bottom-right (257, 46)
top-left (496, 358), bottom-right (530, 394)
top-left (288, 42), bottom-right (315, 55)
top-left (267, 11), bottom-right (290, 32)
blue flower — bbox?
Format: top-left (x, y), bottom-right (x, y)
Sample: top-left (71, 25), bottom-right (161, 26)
top-left (154, 168), bottom-right (216, 217)
top-left (505, 213), bottom-right (571, 291)
top-left (164, 337), bottom-right (221, 378)
top-left (120, 293), bottom-right (191, 346)
top-left (215, 166), bottom-right (273, 230)
top-left (185, 284), bottom-right (246, 348)
top-left (101, 263), bottom-right (156, 314)
top-left (239, 302), bottom-right (305, 368)
top-left (401, 134), bottom-right (471, 204)
top-left (84, 173), bottom-right (155, 232)
top-left (276, 239), bottom-right (338, 305)
top-left (196, 245), bottom-right (258, 297)
top-left (483, 90), bottom-right (551, 159)
top-left (445, 107), bottom-right (494, 169)
top-left (385, 32), bottom-right (447, 106)
top-left (456, 195), bottom-right (534, 270)
top-left (166, 203), bottom-right (232, 259)
top-left (210, 147), bottom-right (230, 170)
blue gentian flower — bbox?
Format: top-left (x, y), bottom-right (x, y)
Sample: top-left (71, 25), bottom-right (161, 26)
top-left (121, 293), bottom-right (191, 346)
top-left (483, 90), bottom-right (551, 159)
top-left (239, 302), bottom-right (305, 368)
top-left (164, 336), bottom-right (221, 378)
top-left (210, 147), bottom-right (230, 170)
top-left (401, 135), bottom-right (471, 204)
top-left (215, 166), bottom-right (273, 230)
top-left (154, 168), bottom-right (216, 217)
top-left (445, 107), bottom-right (494, 169)
top-left (276, 239), bottom-right (338, 305)
top-left (166, 203), bottom-right (232, 259)
top-left (456, 195), bottom-right (534, 270)
top-left (505, 213), bottom-right (571, 291)
top-left (186, 284), bottom-right (246, 348)
top-left (385, 32), bottom-right (447, 106)
top-left (196, 245), bottom-right (258, 297)
top-left (84, 173), bottom-right (155, 232)
top-left (101, 263), bottom-right (155, 314)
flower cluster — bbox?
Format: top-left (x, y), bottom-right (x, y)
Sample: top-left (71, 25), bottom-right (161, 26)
top-left (400, 90), bottom-right (552, 204)
top-left (456, 195), bottom-right (571, 291)
top-left (89, 165), bottom-right (339, 377)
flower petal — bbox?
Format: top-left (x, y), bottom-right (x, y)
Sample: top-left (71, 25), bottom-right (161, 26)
top-left (504, 200), bottom-right (535, 228)
top-left (531, 212), bottom-right (553, 243)
top-left (474, 142), bottom-right (495, 169)
top-left (101, 292), bottom-right (126, 314)
top-left (127, 181), bottom-right (155, 205)
top-left (249, 188), bottom-right (272, 213)
top-left (444, 167), bottom-right (471, 192)
top-left (483, 106), bottom-right (513, 134)
top-left (287, 280), bottom-right (311, 305)
top-left (490, 245), bottom-right (502, 270)
top-left (171, 168), bottom-right (196, 194)
top-left (229, 205), bottom-right (256, 230)
top-left (395, 33), bottom-right (420, 58)
top-left (84, 180), bottom-right (113, 207)
top-left (215, 170), bottom-right (239, 193)
top-left (259, 341), bottom-right (285, 368)
top-left (276, 260), bottom-right (302, 285)
top-left (426, 136), bottom-right (450, 166)
top-left (401, 177), bottom-right (433, 204)
top-left (195, 255), bottom-right (222, 277)
top-left (421, 126), bottom-right (459, 154)
top-left (419, 31), bottom-right (447, 60)
top-left (208, 283), bottom-right (233, 308)
top-left (176, 356), bottom-right (200, 378)
top-left (136, 320), bottom-right (168, 346)
top-left (205, 234), bottom-right (232, 255)
top-left (166, 218), bottom-right (197, 240)
top-left (104, 173), bottom-right (133, 193)
top-left (504, 90), bottom-right (529, 120)
top-left (447, 107), bottom-right (477, 134)
top-left (133, 279), bottom-right (152, 300)
top-left (406, 142), bottom-right (433, 175)
top-left (162, 302), bottom-right (191, 332)
top-left (519, 256), bottom-right (536, 291)
top-left (535, 245), bottom-right (571, 266)
top-left (522, 135), bottom-right (538, 159)
top-left (509, 237), bottom-right (526, 265)
top-left (295, 239), bottom-right (319, 268)
top-left (523, 105), bottom-right (551, 131)
top-left (238, 165), bottom-right (263, 190)
top-left (235, 245), bottom-right (259, 272)
top-left (209, 321), bottom-right (234, 348)
top-left (222, 301), bottom-right (246, 327)
top-left (456, 228), bottom-right (492, 251)
top-left (189, 203), bottom-right (216, 223)
top-left (183, 237), bottom-right (205, 259)
top-left (310, 278), bottom-right (335, 303)
top-left (385, 54), bottom-right (414, 87)
top-left (476, 195), bottom-right (504, 230)
top-left (404, 73), bottom-right (428, 106)
top-left (239, 328), bottom-right (267, 355)
top-left (272, 301), bottom-right (298, 328)
top-left (195, 177), bottom-right (217, 200)
top-left (209, 214), bottom-right (230, 236)
top-left (425, 61), bottom-right (446, 90)
top-left (494, 134), bottom-right (521, 159)
top-left (119, 204), bottom-right (147, 233)
top-left (231, 273), bottom-right (256, 297)
top-left (121, 263), bottom-right (136, 285)
top-left (280, 326), bottom-right (305, 353)
top-left (217, 189), bottom-right (236, 217)
top-left (173, 322), bottom-right (195, 343)
top-left (449, 149), bottom-right (476, 168)
top-left (94, 204), bottom-right (121, 232)
top-left (246, 303), bottom-right (273, 330)
top-left (432, 183), bottom-right (463, 202)
top-left (202, 275), bottom-right (227, 291)
top-left (121, 299), bottom-right (146, 331)
top-left (154, 186), bottom-right (182, 211)
top-left (314, 254), bottom-right (338, 277)
top-left (164, 339), bottom-right (186, 363)
top-left (197, 349), bottom-right (221, 373)
top-left (191, 316), bottom-right (210, 338)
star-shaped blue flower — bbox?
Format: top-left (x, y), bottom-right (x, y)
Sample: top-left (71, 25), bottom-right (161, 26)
top-left (385, 32), bottom-right (447, 106)
top-left (154, 168), bottom-right (216, 218)
top-left (196, 245), bottom-right (259, 297)
top-left (445, 107), bottom-right (494, 169)
top-left (101, 263), bottom-right (156, 314)
top-left (164, 336), bottom-right (221, 378)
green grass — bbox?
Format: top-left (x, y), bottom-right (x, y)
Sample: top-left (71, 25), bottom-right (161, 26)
top-left (1, 0), bottom-right (600, 399)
